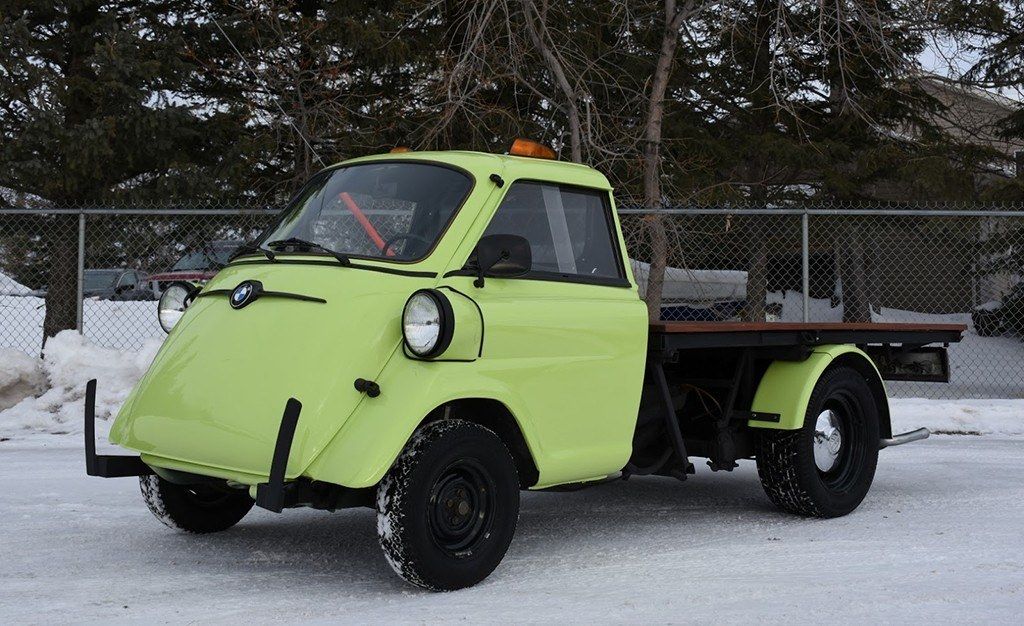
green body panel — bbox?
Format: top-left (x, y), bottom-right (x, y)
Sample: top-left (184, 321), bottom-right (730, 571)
top-left (110, 150), bottom-right (648, 488)
top-left (748, 344), bottom-right (884, 430)
top-left (109, 262), bottom-right (422, 479)
top-left (308, 276), bottom-right (647, 489)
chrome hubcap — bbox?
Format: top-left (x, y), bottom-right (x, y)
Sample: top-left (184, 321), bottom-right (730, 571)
top-left (813, 409), bottom-right (843, 472)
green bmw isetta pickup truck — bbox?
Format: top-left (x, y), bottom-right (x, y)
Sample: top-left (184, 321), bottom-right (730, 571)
top-left (85, 141), bottom-right (963, 591)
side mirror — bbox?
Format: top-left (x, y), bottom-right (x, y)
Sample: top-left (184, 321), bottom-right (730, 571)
top-left (472, 234), bottom-right (531, 287)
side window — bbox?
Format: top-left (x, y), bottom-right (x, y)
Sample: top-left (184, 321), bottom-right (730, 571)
top-left (482, 182), bottom-right (623, 280)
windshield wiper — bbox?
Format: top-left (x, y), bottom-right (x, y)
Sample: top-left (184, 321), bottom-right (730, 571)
top-left (229, 240), bottom-right (276, 263)
top-left (265, 237), bottom-right (350, 266)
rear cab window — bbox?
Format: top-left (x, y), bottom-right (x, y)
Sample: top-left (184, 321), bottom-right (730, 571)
top-left (482, 182), bottom-right (626, 285)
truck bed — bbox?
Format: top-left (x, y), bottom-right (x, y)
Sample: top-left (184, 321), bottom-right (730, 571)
top-left (649, 321), bottom-right (966, 350)
top-left (635, 320), bottom-right (965, 483)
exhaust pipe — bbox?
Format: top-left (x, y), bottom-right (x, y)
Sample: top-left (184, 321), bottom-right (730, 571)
top-left (879, 427), bottom-right (930, 449)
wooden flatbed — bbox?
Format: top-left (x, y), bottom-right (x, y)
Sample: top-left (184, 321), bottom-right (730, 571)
top-left (649, 321), bottom-right (966, 351)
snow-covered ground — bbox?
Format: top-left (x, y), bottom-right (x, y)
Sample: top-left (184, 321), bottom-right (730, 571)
top-left (0, 436), bottom-right (1021, 622)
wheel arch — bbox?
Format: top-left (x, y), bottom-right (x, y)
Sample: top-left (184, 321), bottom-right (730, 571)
top-left (422, 398), bottom-right (541, 489)
top-left (829, 352), bottom-right (891, 439)
top-left (303, 387), bottom-right (544, 490)
top-left (749, 344), bottom-right (890, 437)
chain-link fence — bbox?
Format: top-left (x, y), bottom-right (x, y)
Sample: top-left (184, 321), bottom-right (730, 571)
top-left (3, 204), bottom-right (1023, 398)
top-left (621, 207), bottom-right (1024, 398)
top-left (0, 205), bottom-right (277, 355)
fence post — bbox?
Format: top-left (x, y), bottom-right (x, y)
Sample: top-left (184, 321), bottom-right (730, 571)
top-left (76, 211), bottom-right (85, 333)
top-left (801, 210), bottom-right (810, 322)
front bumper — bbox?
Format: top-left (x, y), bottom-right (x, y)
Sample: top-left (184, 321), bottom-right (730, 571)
top-left (85, 379), bottom-right (304, 513)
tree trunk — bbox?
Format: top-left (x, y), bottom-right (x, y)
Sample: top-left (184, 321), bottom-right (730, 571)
top-left (520, 0), bottom-right (582, 162)
top-left (42, 216), bottom-right (79, 347)
top-left (644, 214), bottom-right (669, 321)
top-left (739, 0), bottom-right (775, 322)
top-left (293, 0), bottom-right (323, 179)
top-left (742, 218), bottom-right (769, 322)
top-left (642, 0), bottom-right (686, 322)
top-left (839, 221), bottom-right (872, 322)
top-left (43, 2), bottom-right (99, 348)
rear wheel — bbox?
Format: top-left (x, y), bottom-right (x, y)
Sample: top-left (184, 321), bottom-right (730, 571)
top-left (756, 366), bottom-right (880, 518)
top-left (140, 475), bottom-right (253, 533)
top-left (376, 419), bottom-right (520, 591)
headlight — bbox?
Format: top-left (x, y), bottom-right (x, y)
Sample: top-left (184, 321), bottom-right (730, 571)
top-left (402, 289), bottom-right (454, 358)
top-left (158, 282), bottom-right (197, 334)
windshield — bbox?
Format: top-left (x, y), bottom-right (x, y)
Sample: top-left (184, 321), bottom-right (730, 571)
top-left (172, 242), bottom-right (238, 271)
top-left (262, 162), bottom-right (473, 261)
top-left (84, 270), bottom-right (120, 291)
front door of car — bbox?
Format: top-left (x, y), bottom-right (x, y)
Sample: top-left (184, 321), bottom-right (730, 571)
top-left (446, 181), bottom-right (648, 486)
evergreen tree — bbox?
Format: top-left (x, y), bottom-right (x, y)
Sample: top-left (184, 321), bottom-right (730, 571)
top-left (0, 1), bottom-right (250, 343)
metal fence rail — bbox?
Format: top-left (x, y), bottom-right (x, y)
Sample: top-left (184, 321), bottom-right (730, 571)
top-left (2, 204), bottom-right (1023, 399)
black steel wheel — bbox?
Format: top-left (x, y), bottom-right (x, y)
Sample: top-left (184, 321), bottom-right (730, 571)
top-left (376, 419), bottom-right (519, 591)
top-left (756, 366), bottom-right (881, 518)
top-left (427, 458), bottom-right (496, 556)
top-left (140, 475), bottom-right (253, 533)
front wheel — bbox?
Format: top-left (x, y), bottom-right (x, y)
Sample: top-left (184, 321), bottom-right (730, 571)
top-left (756, 366), bottom-right (880, 518)
top-left (140, 475), bottom-right (253, 533)
top-left (376, 419), bottom-right (520, 591)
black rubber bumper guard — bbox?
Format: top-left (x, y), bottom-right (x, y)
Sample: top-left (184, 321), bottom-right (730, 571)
top-left (84, 379), bottom-right (302, 515)
top-left (84, 379), bottom-right (154, 477)
top-left (254, 398), bottom-right (302, 513)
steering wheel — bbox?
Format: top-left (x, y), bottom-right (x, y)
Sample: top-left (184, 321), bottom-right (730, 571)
top-left (382, 233), bottom-right (432, 257)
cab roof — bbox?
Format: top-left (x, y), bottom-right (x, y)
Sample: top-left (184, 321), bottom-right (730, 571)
top-left (337, 150), bottom-right (614, 192)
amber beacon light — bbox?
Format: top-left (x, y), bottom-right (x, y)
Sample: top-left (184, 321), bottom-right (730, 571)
top-left (508, 138), bottom-right (556, 160)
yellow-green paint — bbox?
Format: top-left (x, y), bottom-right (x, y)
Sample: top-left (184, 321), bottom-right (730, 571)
top-left (306, 277), bottom-right (648, 489)
top-left (109, 150), bottom-right (648, 489)
top-left (748, 344), bottom-right (884, 430)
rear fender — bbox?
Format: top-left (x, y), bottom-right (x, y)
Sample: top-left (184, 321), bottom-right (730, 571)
top-left (302, 361), bottom-right (545, 489)
top-left (748, 344), bottom-right (890, 435)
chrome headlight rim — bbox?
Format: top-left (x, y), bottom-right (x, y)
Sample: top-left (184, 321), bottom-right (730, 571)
top-left (402, 288), bottom-right (454, 359)
top-left (157, 281), bottom-right (199, 334)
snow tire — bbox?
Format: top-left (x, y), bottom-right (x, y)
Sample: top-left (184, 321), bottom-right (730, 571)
top-left (756, 366), bottom-right (880, 518)
top-left (376, 419), bottom-right (520, 591)
top-left (140, 475), bottom-right (253, 533)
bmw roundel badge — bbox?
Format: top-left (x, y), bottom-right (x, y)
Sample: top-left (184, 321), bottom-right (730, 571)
top-left (230, 280), bottom-right (261, 309)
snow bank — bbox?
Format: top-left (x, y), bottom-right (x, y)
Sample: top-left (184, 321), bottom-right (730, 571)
top-left (0, 348), bottom-right (45, 410)
top-left (0, 270), bottom-right (31, 296)
top-left (0, 330), bottom-right (161, 436)
top-left (890, 398), bottom-right (1024, 437)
